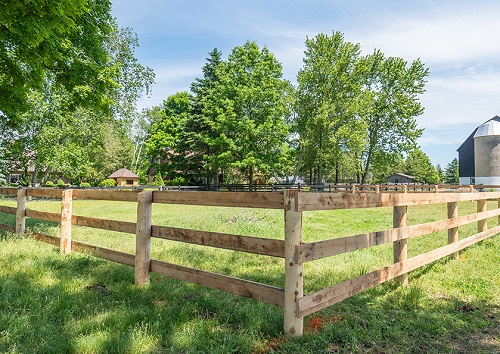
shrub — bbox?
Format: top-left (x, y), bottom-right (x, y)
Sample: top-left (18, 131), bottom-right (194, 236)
top-left (151, 172), bottom-right (164, 186)
top-left (56, 179), bottom-right (66, 188)
top-left (80, 182), bottom-right (91, 188)
top-left (98, 178), bottom-right (116, 187)
top-left (44, 181), bottom-right (56, 188)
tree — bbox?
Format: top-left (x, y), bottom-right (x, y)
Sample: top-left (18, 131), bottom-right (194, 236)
top-left (404, 149), bottom-right (439, 184)
top-left (444, 158), bottom-right (459, 184)
top-left (202, 41), bottom-right (292, 187)
top-left (0, 20), bottom-right (154, 184)
top-left (295, 32), bottom-right (368, 184)
top-left (0, 0), bottom-right (116, 121)
top-left (145, 92), bottom-right (193, 179)
top-left (359, 50), bottom-right (428, 183)
top-left (435, 164), bottom-right (444, 183)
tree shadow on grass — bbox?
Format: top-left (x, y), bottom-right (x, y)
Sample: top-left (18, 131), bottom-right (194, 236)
top-left (0, 240), bottom-right (284, 353)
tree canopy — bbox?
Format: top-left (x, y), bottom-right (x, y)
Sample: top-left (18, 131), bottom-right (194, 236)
top-left (0, 0), bottom-right (117, 122)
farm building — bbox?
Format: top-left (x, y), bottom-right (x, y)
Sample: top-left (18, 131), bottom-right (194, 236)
top-left (387, 173), bottom-right (415, 184)
top-left (108, 168), bottom-right (139, 187)
top-left (457, 115), bottom-right (500, 185)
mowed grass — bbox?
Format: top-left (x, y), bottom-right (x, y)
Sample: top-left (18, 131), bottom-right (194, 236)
top-left (0, 196), bottom-right (498, 353)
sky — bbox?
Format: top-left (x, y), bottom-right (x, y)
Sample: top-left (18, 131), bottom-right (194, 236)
top-left (111, 0), bottom-right (500, 168)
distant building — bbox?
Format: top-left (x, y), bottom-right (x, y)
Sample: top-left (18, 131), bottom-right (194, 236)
top-left (457, 115), bottom-right (500, 185)
top-left (387, 173), bottom-right (414, 184)
top-left (108, 168), bottom-right (139, 187)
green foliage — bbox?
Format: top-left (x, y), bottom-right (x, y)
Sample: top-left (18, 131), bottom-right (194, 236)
top-left (296, 32), bottom-right (367, 184)
top-left (165, 176), bottom-right (185, 186)
top-left (0, 0), bottom-right (115, 121)
top-left (202, 41), bottom-right (292, 185)
top-left (294, 31), bottom-right (427, 184)
top-left (151, 172), bottom-right (165, 186)
top-left (79, 182), bottom-right (91, 188)
top-left (404, 149), bottom-right (440, 184)
top-left (444, 158), bottom-right (459, 184)
top-left (359, 50), bottom-right (428, 183)
top-left (98, 178), bottom-right (116, 187)
top-left (56, 179), bottom-right (66, 188)
top-left (44, 181), bottom-right (56, 188)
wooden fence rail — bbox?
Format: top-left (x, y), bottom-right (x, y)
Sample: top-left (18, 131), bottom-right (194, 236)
top-left (0, 187), bottom-right (499, 337)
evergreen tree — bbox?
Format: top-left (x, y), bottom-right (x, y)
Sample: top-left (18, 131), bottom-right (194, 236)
top-left (444, 158), bottom-right (459, 183)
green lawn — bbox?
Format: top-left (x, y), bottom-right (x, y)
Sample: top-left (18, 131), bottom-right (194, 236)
top-left (0, 196), bottom-right (498, 353)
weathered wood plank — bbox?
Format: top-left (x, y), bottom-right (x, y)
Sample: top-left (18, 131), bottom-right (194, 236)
top-left (26, 209), bottom-right (61, 223)
top-left (150, 259), bottom-right (284, 307)
top-left (71, 240), bottom-right (136, 266)
top-left (296, 207), bottom-right (500, 263)
top-left (393, 206), bottom-right (408, 285)
top-left (152, 226), bottom-right (285, 258)
top-left (0, 187), bottom-right (18, 196)
top-left (26, 188), bottom-right (62, 199)
top-left (298, 191), bottom-right (500, 211)
top-left (32, 232), bottom-right (59, 246)
top-left (72, 189), bottom-right (139, 202)
top-left (16, 189), bottom-right (26, 234)
top-left (0, 205), bottom-right (17, 214)
top-left (72, 215), bottom-right (136, 234)
top-left (0, 223), bottom-right (15, 232)
top-left (448, 202), bottom-right (459, 260)
top-left (297, 225), bottom-right (500, 317)
top-left (152, 191), bottom-right (284, 209)
top-left (60, 189), bottom-right (72, 254)
top-left (284, 189), bottom-right (303, 336)
top-left (136, 191), bottom-right (152, 285)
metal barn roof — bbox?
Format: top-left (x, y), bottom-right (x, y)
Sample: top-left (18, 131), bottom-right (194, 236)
top-left (473, 115), bottom-right (500, 138)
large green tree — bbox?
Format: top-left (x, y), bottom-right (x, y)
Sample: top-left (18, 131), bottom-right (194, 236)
top-left (145, 92), bottom-right (193, 180)
top-left (295, 32), bottom-right (368, 184)
top-left (1, 20), bottom-right (154, 184)
top-left (0, 0), bottom-right (116, 121)
top-left (404, 149), bottom-right (439, 184)
top-left (359, 50), bottom-right (428, 183)
top-left (202, 41), bottom-right (292, 187)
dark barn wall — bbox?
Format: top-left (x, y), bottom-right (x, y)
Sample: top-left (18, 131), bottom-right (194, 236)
top-left (457, 131), bottom-right (475, 178)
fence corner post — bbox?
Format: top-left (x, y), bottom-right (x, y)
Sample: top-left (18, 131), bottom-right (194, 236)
top-left (136, 190), bottom-right (152, 286)
top-left (284, 189), bottom-right (303, 337)
top-left (16, 188), bottom-right (26, 234)
top-left (393, 205), bottom-right (408, 286)
top-left (60, 189), bottom-right (73, 254)
top-left (447, 201), bottom-right (459, 260)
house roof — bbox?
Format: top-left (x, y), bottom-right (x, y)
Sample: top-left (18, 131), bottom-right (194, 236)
top-left (108, 168), bottom-right (139, 179)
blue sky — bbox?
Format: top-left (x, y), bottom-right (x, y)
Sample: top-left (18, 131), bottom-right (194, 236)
top-left (111, 0), bottom-right (500, 168)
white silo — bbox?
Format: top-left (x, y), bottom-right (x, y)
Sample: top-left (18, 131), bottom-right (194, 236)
top-left (474, 117), bottom-right (500, 185)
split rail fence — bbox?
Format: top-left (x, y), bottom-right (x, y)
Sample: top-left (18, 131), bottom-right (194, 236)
top-left (0, 187), bottom-right (499, 336)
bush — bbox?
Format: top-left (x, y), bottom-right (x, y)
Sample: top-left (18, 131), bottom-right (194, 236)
top-left (98, 178), bottom-right (116, 187)
top-left (151, 172), bottom-right (164, 186)
top-left (56, 179), bottom-right (66, 188)
top-left (44, 181), bottom-right (56, 188)
top-left (79, 182), bottom-right (91, 188)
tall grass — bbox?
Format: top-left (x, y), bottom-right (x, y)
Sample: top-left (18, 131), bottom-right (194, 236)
top-left (0, 196), bottom-right (498, 353)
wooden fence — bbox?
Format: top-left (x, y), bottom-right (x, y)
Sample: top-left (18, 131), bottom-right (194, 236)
top-left (0, 187), bottom-right (499, 337)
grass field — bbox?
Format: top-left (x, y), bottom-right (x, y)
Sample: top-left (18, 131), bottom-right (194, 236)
top-left (0, 196), bottom-right (498, 353)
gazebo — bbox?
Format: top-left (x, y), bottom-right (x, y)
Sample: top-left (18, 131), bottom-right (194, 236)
top-left (107, 168), bottom-right (139, 187)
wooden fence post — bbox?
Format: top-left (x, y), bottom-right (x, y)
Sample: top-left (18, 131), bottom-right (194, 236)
top-left (447, 202), bottom-right (459, 260)
top-left (477, 199), bottom-right (487, 233)
top-left (393, 205), bottom-right (408, 285)
top-left (284, 189), bottom-right (303, 336)
top-left (16, 188), bottom-right (26, 234)
top-left (60, 189), bottom-right (73, 254)
top-left (375, 185), bottom-right (380, 194)
top-left (136, 190), bottom-right (152, 286)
